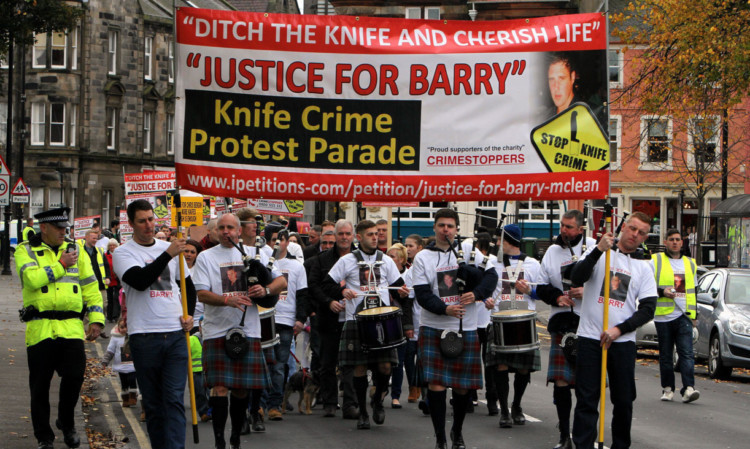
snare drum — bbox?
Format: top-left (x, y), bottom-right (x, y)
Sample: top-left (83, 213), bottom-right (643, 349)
top-left (355, 306), bottom-right (406, 351)
top-left (489, 309), bottom-right (540, 353)
top-left (258, 306), bottom-right (280, 349)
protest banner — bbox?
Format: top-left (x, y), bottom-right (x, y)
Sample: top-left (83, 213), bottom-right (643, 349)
top-left (248, 199), bottom-right (304, 217)
top-left (73, 215), bottom-right (101, 239)
top-left (119, 211), bottom-right (133, 243)
top-left (174, 9), bottom-right (609, 202)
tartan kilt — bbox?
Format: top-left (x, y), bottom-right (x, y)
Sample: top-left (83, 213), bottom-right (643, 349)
top-left (547, 332), bottom-right (576, 385)
top-left (485, 344), bottom-right (542, 372)
top-left (338, 320), bottom-right (399, 367)
top-left (418, 326), bottom-right (483, 390)
top-left (203, 336), bottom-right (270, 390)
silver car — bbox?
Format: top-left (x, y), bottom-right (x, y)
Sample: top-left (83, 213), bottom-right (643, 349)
top-left (694, 268), bottom-right (750, 379)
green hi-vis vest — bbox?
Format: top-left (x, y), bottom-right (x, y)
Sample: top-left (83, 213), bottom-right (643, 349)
top-left (190, 334), bottom-right (203, 372)
top-left (652, 253), bottom-right (697, 319)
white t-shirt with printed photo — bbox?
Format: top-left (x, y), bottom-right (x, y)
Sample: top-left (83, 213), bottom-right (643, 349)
top-left (577, 248), bottom-right (658, 343)
top-left (490, 255), bottom-right (541, 312)
top-left (113, 239), bottom-right (189, 335)
top-left (539, 237), bottom-right (597, 319)
top-left (477, 254), bottom-right (497, 329)
top-left (327, 250), bottom-right (403, 321)
top-left (192, 244), bottom-right (282, 340)
top-left (274, 256), bottom-right (308, 327)
top-left (411, 246), bottom-right (496, 332)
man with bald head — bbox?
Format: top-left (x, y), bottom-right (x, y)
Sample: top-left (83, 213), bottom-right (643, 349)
top-left (192, 213), bottom-right (287, 448)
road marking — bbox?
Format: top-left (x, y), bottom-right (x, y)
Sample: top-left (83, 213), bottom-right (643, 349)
top-left (92, 340), bottom-right (151, 448)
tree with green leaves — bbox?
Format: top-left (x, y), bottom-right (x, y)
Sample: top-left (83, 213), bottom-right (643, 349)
top-left (0, 0), bottom-right (83, 57)
top-left (611, 0), bottom-right (750, 263)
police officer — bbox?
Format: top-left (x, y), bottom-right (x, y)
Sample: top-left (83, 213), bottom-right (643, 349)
top-left (22, 217), bottom-right (36, 242)
top-left (15, 207), bottom-right (105, 449)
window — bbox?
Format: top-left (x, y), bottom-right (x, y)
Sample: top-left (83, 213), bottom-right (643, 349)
top-left (50, 32), bottom-right (67, 68)
top-left (0, 52), bottom-right (8, 68)
top-left (168, 40), bottom-right (175, 83)
top-left (143, 112), bottom-right (152, 153)
top-left (609, 48), bottom-right (623, 87)
top-left (71, 27), bottom-right (79, 70)
top-left (405, 7), bottom-right (421, 19)
top-left (49, 188), bottom-right (63, 208)
top-left (30, 188), bottom-right (44, 217)
top-left (106, 107), bottom-right (118, 151)
top-left (33, 33), bottom-right (47, 68)
top-left (609, 115), bottom-right (621, 168)
top-left (31, 103), bottom-right (46, 145)
top-left (689, 116), bottom-right (720, 168)
top-left (144, 36), bottom-right (153, 80)
top-left (517, 200), bottom-right (560, 222)
top-left (640, 116), bottom-right (672, 168)
top-left (425, 7), bottom-right (441, 20)
top-left (315, 0), bottom-right (336, 15)
top-left (69, 105), bottom-right (77, 147)
top-left (0, 102), bottom-right (6, 147)
top-left (50, 103), bottom-right (65, 146)
top-left (166, 113), bottom-right (175, 155)
top-left (108, 30), bottom-right (119, 75)
top-left (102, 190), bottom-right (112, 226)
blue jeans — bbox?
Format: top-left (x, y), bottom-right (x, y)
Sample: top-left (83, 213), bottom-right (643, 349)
top-left (655, 315), bottom-right (695, 394)
top-left (573, 337), bottom-right (636, 449)
top-left (268, 325), bottom-right (295, 410)
top-left (390, 342), bottom-right (407, 400)
top-left (130, 331), bottom-right (188, 449)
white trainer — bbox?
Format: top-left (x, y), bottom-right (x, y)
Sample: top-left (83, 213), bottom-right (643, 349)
top-left (660, 389), bottom-right (674, 401)
top-left (682, 386), bottom-right (700, 403)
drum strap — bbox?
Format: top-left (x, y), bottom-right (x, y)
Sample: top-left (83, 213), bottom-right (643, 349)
top-left (503, 254), bottom-right (526, 303)
top-left (353, 249), bottom-right (384, 311)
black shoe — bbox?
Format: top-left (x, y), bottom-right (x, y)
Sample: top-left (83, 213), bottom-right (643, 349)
top-left (56, 419), bottom-right (81, 448)
top-left (450, 430), bottom-right (466, 449)
top-left (418, 400), bottom-right (430, 416)
top-left (487, 405), bottom-right (499, 416)
top-left (357, 414), bottom-right (371, 430)
top-left (434, 441), bottom-right (448, 449)
top-left (285, 401), bottom-right (294, 412)
top-left (553, 435), bottom-right (573, 449)
top-left (342, 406), bottom-right (360, 419)
top-left (214, 436), bottom-right (226, 449)
top-left (465, 401), bottom-right (474, 414)
top-left (323, 405), bottom-right (336, 417)
top-left (371, 399), bottom-right (385, 425)
top-left (38, 441), bottom-right (54, 449)
top-left (240, 411), bottom-right (251, 435)
top-left (499, 408), bottom-right (512, 428)
top-left (229, 432), bottom-right (241, 449)
top-left (250, 412), bottom-right (265, 432)
top-left (511, 405), bottom-right (525, 425)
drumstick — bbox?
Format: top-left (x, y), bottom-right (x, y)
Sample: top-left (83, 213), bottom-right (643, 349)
top-left (500, 279), bottom-right (540, 286)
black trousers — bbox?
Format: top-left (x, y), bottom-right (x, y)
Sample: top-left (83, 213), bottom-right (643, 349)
top-left (107, 286), bottom-right (121, 321)
top-left (27, 338), bottom-right (86, 442)
top-left (319, 322), bottom-right (356, 409)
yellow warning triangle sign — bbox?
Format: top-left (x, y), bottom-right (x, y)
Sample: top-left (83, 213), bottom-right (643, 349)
top-left (530, 103), bottom-right (610, 173)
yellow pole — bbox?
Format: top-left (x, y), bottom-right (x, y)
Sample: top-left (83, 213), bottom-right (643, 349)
top-left (598, 215), bottom-right (612, 449)
top-left (176, 192), bottom-right (200, 443)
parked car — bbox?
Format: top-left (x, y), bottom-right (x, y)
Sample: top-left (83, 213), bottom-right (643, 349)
top-left (636, 264), bottom-right (709, 348)
top-left (694, 268), bottom-right (750, 379)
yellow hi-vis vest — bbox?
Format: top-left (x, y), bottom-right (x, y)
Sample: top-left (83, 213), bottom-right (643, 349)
top-left (652, 253), bottom-right (697, 319)
top-left (15, 235), bottom-right (105, 347)
top-left (22, 226), bottom-right (35, 242)
top-left (190, 334), bottom-right (203, 372)
top-left (77, 240), bottom-right (107, 287)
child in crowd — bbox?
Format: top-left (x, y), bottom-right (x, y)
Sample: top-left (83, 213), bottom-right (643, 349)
top-left (102, 319), bottom-right (138, 408)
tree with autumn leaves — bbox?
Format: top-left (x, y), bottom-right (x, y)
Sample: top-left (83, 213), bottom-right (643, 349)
top-left (611, 0), bottom-right (750, 263)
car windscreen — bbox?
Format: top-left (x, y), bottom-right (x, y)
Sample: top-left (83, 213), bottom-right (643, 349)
top-left (725, 274), bottom-right (750, 305)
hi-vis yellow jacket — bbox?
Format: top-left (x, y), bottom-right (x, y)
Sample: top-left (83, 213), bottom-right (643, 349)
top-left (15, 234), bottom-right (105, 347)
top-left (652, 252), bottom-right (697, 319)
top-left (77, 239), bottom-right (107, 287)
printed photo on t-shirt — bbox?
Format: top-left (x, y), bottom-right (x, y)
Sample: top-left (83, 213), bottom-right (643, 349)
top-left (438, 270), bottom-right (459, 298)
top-left (279, 271), bottom-right (289, 301)
top-left (150, 265), bottom-right (172, 294)
top-left (221, 266), bottom-right (246, 294)
top-left (359, 264), bottom-right (382, 291)
top-left (674, 274), bottom-right (686, 294)
top-left (601, 271), bottom-right (630, 302)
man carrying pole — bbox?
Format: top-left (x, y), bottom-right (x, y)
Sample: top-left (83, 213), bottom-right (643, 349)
top-left (112, 199), bottom-right (196, 449)
top-left (569, 211), bottom-right (657, 449)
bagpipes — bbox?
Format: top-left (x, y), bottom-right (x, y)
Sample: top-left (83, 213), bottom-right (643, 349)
top-left (225, 235), bottom-right (278, 360)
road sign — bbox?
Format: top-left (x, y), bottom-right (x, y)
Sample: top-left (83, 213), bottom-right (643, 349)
top-left (530, 102), bottom-right (610, 173)
top-left (0, 155), bottom-right (9, 206)
top-left (11, 178), bottom-right (30, 203)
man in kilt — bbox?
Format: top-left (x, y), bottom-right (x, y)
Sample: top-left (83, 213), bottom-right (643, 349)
top-left (324, 220), bottom-right (406, 430)
top-left (192, 214), bottom-right (287, 449)
top-left (537, 210), bottom-right (596, 449)
top-left (484, 224), bottom-right (544, 429)
top-left (412, 209), bottom-right (498, 449)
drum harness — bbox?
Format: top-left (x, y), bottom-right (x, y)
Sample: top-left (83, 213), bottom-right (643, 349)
top-left (353, 249), bottom-right (387, 349)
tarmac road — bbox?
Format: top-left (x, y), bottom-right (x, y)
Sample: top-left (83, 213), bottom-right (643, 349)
top-left (3, 269), bottom-right (750, 449)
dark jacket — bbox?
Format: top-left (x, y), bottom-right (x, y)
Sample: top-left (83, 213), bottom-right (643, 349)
top-left (303, 244), bottom-right (321, 261)
top-left (306, 245), bottom-right (355, 331)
